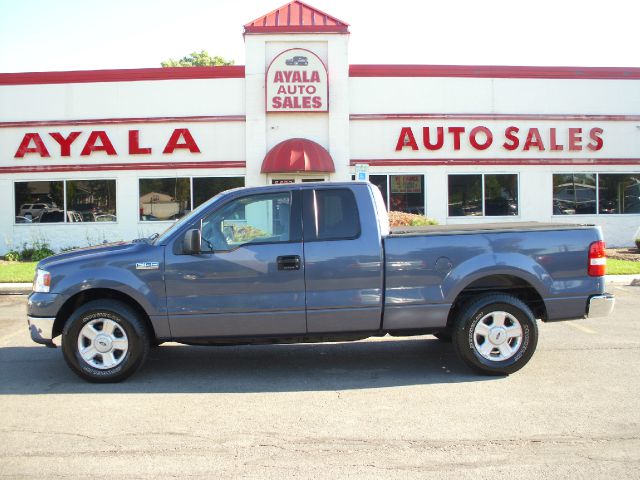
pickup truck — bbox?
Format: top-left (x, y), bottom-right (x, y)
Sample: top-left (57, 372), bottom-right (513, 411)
top-left (27, 182), bottom-right (615, 382)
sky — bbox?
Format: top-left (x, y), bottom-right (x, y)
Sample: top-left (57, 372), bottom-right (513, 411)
top-left (0, 0), bottom-right (638, 73)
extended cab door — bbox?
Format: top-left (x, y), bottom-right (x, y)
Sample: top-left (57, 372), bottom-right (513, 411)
top-left (302, 185), bottom-right (384, 333)
top-left (164, 190), bottom-right (306, 338)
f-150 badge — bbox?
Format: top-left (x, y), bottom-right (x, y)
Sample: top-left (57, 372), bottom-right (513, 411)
top-left (136, 262), bottom-right (159, 270)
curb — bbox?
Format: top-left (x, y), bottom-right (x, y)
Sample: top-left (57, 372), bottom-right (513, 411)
top-left (605, 275), bottom-right (640, 286)
top-left (0, 283), bottom-right (32, 295)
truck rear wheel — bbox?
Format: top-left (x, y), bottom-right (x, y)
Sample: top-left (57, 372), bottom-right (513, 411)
top-left (61, 300), bottom-right (150, 383)
top-left (452, 294), bottom-right (538, 375)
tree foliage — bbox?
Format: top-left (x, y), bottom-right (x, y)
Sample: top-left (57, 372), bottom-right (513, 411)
top-left (161, 50), bottom-right (234, 67)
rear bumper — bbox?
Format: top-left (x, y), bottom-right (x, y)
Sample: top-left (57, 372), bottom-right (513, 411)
top-left (27, 315), bottom-right (56, 346)
top-left (587, 294), bottom-right (615, 318)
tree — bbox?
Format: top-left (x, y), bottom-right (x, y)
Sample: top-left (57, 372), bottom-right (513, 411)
top-left (161, 50), bottom-right (234, 67)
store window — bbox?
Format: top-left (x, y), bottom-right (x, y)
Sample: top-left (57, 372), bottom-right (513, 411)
top-left (553, 173), bottom-right (640, 215)
top-left (369, 174), bottom-right (425, 215)
top-left (598, 174), bottom-right (640, 214)
top-left (139, 178), bottom-right (191, 221)
top-left (193, 177), bottom-right (244, 208)
top-left (15, 181), bottom-right (64, 223)
top-left (448, 174), bottom-right (518, 217)
top-left (552, 173), bottom-right (596, 215)
top-left (66, 180), bottom-right (117, 222)
top-left (15, 180), bottom-right (117, 224)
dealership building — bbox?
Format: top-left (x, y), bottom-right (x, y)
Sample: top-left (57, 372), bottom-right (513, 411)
top-left (0, 0), bottom-right (639, 254)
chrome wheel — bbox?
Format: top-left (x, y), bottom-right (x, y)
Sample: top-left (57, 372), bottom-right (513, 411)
top-left (472, 311), bottom-right (523, 361)
top-left (77, 318), bottom-right (129, 370)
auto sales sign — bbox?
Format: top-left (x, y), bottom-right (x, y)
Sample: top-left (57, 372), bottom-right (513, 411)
top-left (266, 48), bottom-right (328, 112)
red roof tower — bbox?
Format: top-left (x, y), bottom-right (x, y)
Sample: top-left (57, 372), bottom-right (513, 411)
top-left (244, 0), bottom-right (349, 34)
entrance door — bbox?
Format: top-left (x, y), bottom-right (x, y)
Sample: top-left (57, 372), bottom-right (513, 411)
top-left (164, 189), bottom-right (306, 339)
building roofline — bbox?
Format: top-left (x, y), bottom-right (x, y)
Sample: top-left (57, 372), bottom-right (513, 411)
top-left (1, 64), bottom-right (639, 86)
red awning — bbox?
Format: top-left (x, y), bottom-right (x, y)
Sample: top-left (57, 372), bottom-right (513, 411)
top-left (261, 138), bottom-right (335, 173)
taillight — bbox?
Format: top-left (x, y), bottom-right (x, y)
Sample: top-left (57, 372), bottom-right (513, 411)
top-left (588, 241), bottom-right (607, 277)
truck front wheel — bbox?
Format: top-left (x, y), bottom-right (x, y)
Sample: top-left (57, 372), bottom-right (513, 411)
top-left (452, 294), bottom-right (538, 375)
top-left (61, 300), bottom-right (150, 383)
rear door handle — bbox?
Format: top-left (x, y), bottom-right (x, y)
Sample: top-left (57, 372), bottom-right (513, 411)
top-left (277, 255), bottom-right (301, 271)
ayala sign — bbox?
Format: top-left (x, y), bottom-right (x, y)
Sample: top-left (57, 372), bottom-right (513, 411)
top-left (266, 48), bottom-right (328, 112)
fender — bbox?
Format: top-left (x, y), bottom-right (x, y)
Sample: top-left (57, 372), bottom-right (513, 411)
top-left (441, 252), bottom-right (553, 304)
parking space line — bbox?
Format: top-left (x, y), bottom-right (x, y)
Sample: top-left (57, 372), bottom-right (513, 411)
top-left (565, 321), bottom-right (597, 334)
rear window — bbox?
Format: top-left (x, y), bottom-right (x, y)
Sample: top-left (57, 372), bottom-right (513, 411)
top-left (309, 189), bottom-right (360, 241)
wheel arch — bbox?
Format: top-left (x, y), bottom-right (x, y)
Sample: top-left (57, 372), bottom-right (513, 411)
top-left (446, 273), bottom-right (548, 327)
top-left (53, 288), bottom-right (156, 340)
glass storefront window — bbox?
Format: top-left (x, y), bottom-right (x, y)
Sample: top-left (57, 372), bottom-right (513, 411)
top-left (448, 175), bottom-right (482, 216)
top-left (139, 178), bottom-right (191, 221)
top-left (553, 174), bottom-right (597, 215)
top-left (598, 174), bottom-right (640, 214)
top-left (193, 177), bottom-right (244, 208)
top-left (14, 181), bottom-right (64, 223)
top-left (367, 174), bottom-right (425, 215)
top-left (484, 174), bottom-right (518, 216)
top-left (449, 174), bottom-right (518, 216)
top-left (66, 180), bottom-right (117, 222)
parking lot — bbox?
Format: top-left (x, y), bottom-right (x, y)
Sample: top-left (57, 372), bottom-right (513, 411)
top-left (1, 285), bottom-right (639, 479)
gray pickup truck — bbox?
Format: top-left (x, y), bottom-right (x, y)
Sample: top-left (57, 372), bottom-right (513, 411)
top-left (27, 182), bottom-right (614, 382)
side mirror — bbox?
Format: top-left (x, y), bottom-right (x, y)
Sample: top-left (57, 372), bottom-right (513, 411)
top-left (183, 229), bottom-right (201, 255)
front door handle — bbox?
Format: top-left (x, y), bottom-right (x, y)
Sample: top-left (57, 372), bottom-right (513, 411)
top-left (277, 255), bottom-right (301, 271)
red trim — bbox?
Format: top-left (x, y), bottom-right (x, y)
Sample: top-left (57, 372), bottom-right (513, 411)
top-left (244, 25), bottom-right (349, 33)
top-left (0, 115), bottom-right (246, 129)
top-left (349, 65), bottom-right (640, 80)
top-left (350, 113), bottom-right (640, 122)
top-left (350, 158), bottom-right (640, 166)
top-left (0, 161), bottom-right (246, 174)
top-left (0, 66), bottom-right (245, 86)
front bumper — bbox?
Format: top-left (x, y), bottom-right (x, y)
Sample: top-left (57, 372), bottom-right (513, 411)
top-left (27, 315), bottom-right (56, 347)
top-left (587, 294), bottom-right (615, 318)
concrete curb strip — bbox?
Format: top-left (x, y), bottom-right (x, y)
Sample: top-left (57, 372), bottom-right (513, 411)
top-left (1, 275), bottom-right (639, 295)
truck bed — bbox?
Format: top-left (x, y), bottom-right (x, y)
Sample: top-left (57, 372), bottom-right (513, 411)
top-left (390, 222), bottom-right (595, 237)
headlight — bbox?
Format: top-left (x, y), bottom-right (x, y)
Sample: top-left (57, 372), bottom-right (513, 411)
top-left (33, 269), bottom-right (51, 293)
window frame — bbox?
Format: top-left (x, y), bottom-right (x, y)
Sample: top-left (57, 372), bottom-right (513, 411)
top-left (138, 175), bottom-right (245, 223)
top-left (13, 178), bottom-right (118, 226)
top-left (552, 172), bottom-right (640, 217)
top-left (447, 172), bottom-right (520, 218)
top-left (366, 173), bottom-right (427, 216)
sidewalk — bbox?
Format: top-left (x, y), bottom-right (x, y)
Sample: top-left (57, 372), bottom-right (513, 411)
top-left (1, 276), bottom-right (638, 295)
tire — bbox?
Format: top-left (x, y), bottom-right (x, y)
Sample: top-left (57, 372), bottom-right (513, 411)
top-left (452, 294), bottom-right (538, 376)
top-left (61, 300), bottom-right (150, 383)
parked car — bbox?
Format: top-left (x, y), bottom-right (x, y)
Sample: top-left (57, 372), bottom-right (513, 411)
top-left (19, 202), bottom-right (58, 220)
top-left (27, 183), bottom-right (614, 382)
top-left (15, 216), bottom-right (32, 224)
top-left (37, 210), bottom-right (83, 223)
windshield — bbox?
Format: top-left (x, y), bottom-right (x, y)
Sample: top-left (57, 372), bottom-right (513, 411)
top-left (153, 190), bottom-right (232, 245)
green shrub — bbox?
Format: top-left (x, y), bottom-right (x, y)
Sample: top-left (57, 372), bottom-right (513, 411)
top-left (5, 250), bottom-right (21, 262)
top-left (5, 241), bottom-right (55, 262)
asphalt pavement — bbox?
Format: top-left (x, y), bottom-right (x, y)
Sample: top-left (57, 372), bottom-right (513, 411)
top-left (0, 286), bottom-right (639, 479)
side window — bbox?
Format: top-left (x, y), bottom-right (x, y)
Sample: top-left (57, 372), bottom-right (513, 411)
top-left (309, 189), bottom-right (360, 241)
top-left (201, 192), bottom-right (292, 251)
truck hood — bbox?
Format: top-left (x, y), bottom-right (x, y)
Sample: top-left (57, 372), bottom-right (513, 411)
top-left (38, 240), bottom-right (146, 269)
